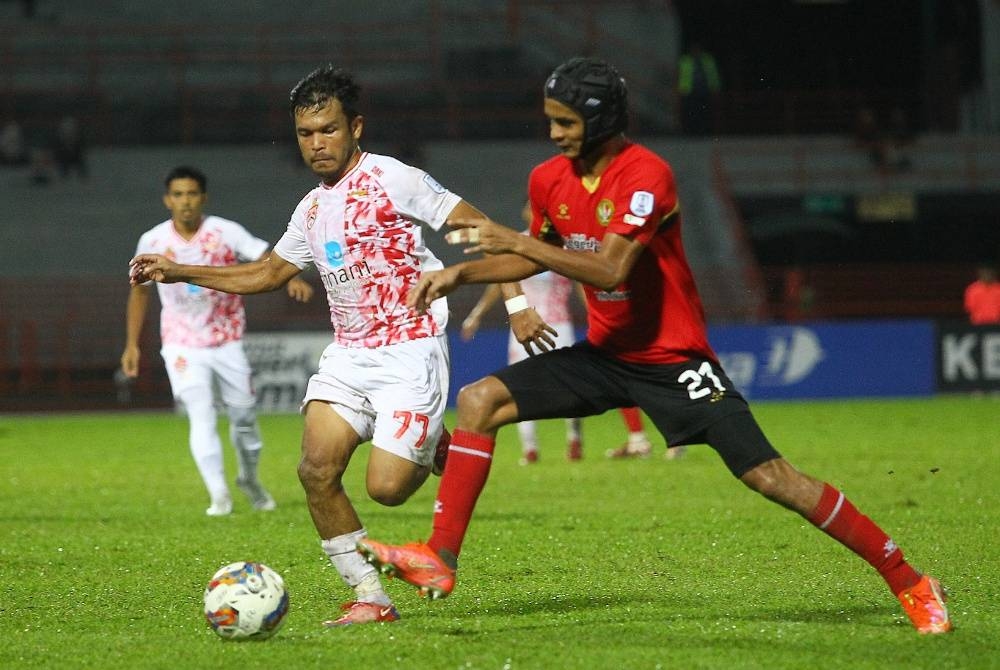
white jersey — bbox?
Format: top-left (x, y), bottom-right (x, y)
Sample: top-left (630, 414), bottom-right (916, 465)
top-left (274, 152), bottom-right (461, 348)
top-left (520, 270), bottom-right (573, 324)
top-left (134, 215), bottom-right (269, 347)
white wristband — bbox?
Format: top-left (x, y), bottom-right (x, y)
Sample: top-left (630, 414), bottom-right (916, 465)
top-left (504, 295), bottom-right (530, 315)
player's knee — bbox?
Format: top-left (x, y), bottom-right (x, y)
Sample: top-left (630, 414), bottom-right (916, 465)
top-left (367, 483), bottom-right (410, 507)
top-left (296, 453), bottom-right (345, 492)
top-left (456, 378), bottom-right (509, 430)
top-left (178, 387), bottom-right (216, 422)
top-left (740, 458), bottom-right (810, 507)
top-left (365, 467), bottom-right (422, 507)
top-left (227, 405), bottom-right (257, 430)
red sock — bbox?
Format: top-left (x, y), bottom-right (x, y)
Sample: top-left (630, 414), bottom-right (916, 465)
top-left (808, 483), bottom-right (920, 594)
top-left (427, 429), bottom-right (495, 558)
top-left (620, 407), bottom-right (644, 433)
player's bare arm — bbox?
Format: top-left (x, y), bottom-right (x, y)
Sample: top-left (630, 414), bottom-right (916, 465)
top-left (130, 252), bottom-right (302, 295)
top-left (461, 282), bottom-right (557, 353)
top-left (448, 218), bottom-right (645, 292)
top-left (460, 283), bottom-right (502, 341)
top-left (255, 250), bottom-right (314, 303)
top-left (407, 253), bottom-right (540, 313)
top-left (120, 283), bottom-right (151, 378)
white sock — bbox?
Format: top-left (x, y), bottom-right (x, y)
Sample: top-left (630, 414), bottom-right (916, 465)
top-left (565, 418), bottom-right (581, 442)
top-left (228, 405), bottom-right (263, 483)
top-left (321, 529), bottom-right (390, 606)
top-left (628, 431), bottom-right (649, 447)
top-left (517, 421), bottom-right (539, 454)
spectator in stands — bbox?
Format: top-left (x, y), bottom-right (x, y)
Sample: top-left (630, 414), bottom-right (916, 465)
top-left (52, 115), bottom-right (88, 180)
top-left (964, 265), bottom-right (1000, 325)
top-left (676, 41), bottom-right (722, 136)
top-left (0, 119), bottom-right (28, 166)
top-left (122, 165), bottom-right (314, 517)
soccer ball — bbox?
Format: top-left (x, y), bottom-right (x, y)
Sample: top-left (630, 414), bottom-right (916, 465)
top-left (203, 561), bottom-right (289, 640)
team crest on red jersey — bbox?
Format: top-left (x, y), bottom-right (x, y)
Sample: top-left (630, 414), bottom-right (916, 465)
top-left (556, 203), bottom-right (570, 220)
top-left (596, 198), bottom-right (615, 226)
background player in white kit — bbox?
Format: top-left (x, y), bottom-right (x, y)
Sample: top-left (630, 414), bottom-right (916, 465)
top-left (122, 165), bottom-right (314, 516)
top-left (128, 66), bottom-right (552, 627)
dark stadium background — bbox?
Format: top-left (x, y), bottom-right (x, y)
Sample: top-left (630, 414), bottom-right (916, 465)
top-left (0, 0), bottom-right (996, 410)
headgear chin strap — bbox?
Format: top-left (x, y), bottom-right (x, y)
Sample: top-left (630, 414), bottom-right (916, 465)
top-left (544, 57), bottom-right (629, 156)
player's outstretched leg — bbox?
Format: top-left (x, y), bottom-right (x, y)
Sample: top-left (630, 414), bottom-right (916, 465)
top-left (357, 539), bottom-right (456, 600)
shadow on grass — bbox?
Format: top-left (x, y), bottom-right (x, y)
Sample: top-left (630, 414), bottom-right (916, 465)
top-left (442, 591), bottom-right (894, 631)
top-left (732, 602), bottom-right (894, 626)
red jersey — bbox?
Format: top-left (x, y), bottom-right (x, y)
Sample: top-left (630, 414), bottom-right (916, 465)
top-left (527, 142), bottom-right (717, 365)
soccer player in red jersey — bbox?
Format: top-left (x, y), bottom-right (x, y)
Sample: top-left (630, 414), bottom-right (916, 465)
top-left (359, 57), bottom-right (951, 634)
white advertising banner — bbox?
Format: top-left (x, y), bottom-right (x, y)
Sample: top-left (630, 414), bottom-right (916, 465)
top-left (243, 332), bottom-right (330, 413)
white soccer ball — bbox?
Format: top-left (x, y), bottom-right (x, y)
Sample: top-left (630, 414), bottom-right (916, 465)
top-left (203, 561), bottom-right (289, 640)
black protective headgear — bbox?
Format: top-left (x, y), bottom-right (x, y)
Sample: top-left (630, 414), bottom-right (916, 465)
top-left (544, 57), bottom-right (628, 156)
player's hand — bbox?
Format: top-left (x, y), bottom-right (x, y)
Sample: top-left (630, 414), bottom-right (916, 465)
top-left (460, 314), bottom-right (481, 341)
top-left (445, 217), bottom-right (521, 255)
top-left (120, 345), bottom-right (140, 378)
top-left (407, 267), bottom-right (461, 313)
top-left (510, 308), bottom-right (558, 355)
top-left (285, 276), bottom-right (314, 303)
top-left (129, 254), bottom-right (180, 285)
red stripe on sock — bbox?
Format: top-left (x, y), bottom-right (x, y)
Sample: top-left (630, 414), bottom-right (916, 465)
top-left (809, 483), bottom-right (920, 594)
top-left (427, 429), bottom-right (495, 557)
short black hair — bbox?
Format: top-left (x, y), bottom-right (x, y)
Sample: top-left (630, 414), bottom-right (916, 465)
top-left (164, 165), bottom-right (207, 192)
top-left (289, 65), bottom-right (361, 119)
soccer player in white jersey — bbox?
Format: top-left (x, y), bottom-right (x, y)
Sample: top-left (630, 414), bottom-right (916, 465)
top-left (128, 66), bottom-right (553, 627)
top-left (122, 166), bottom-right (314, 517)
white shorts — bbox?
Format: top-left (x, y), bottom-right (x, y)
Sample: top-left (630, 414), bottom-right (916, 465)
top-left (161, 340), bottom-right (255, 409)
top-left (303, 334), bottom-right (450, 467)
top-left (508, 320), bottom-right (576, 364)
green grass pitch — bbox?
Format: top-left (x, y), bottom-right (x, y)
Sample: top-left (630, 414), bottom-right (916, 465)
top-left (2, 396), bottom-right (998, 669)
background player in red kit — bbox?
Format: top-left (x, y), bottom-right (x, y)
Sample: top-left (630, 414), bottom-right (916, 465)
top-left (359, 57), bottom-right (951, 635)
